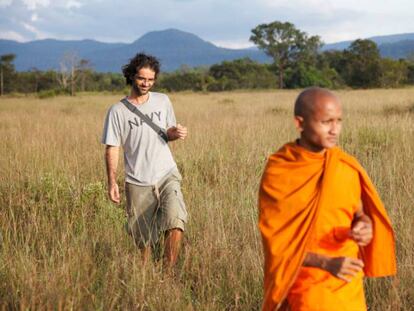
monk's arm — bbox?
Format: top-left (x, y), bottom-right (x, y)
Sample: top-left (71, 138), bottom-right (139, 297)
top-left (303, 252), bottom-right (364, 282)
top-left (350, 207), bottom-right (373, 246)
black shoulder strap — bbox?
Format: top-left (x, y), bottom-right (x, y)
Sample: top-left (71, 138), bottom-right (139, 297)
top-left (121, 98), bottom-right (169, 143)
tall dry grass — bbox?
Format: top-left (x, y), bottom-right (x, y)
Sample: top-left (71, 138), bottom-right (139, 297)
top-left (0, 89), bottom-right (413, 310)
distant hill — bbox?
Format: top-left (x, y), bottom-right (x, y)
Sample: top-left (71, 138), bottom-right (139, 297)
top-left (323, 33), bottom-right (414, 59)
top-left (88, 29), bottom-right (270, 72)
top-left (0, 39), bottom-right (124, 72)
top-left (0, 29), bottom-right (269, 72)
top-left (1, 29), bottom-right (414, 72)
top-left (379, 40), bottom-right (414, 59)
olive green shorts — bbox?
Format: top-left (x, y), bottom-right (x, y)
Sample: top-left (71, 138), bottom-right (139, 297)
top-left (125, 169), bottom-right (188, 248)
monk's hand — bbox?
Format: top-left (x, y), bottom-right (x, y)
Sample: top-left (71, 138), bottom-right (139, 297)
top-left (167, 124), bottom-right (188, 141)
top-left (350, 213), bottom-right (373, 246)
top-left (324, 256), bottom-right (364, 282)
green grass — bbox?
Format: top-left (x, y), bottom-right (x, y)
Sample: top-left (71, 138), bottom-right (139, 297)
top-left (0, 89), bottom-right (413, 310)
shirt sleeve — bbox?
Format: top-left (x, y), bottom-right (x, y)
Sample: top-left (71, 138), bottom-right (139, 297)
top-left (101, 105), bottom-right (122, 146)
top-left (165, 96), bottom-right (177, 129)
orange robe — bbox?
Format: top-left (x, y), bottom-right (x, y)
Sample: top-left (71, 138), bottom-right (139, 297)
top-left (258, 142), bottom-right (396, 311)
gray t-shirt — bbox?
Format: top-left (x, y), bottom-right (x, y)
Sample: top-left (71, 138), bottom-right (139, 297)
top-left (102, 92), bottom-right (177, 186)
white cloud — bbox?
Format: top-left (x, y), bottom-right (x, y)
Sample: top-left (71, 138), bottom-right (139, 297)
top-left (1, 0), bottom-right (414, 45)
top-left (212, 39), bottom-right (254, 49)
top-left (22, 0), bottom-right (50, 10)
top-left (0, 0), bottom-right (12, 8)
top-left (261, 0), bottom-right (334, 15)
top-left (21, 21), bottom-right (47, 39)
top-left (65, 0), bottom-right (82, 9)
top-left (0, 30), bottom-right (26, 41)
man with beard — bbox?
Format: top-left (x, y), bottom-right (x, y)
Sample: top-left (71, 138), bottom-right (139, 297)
top-left (102, 53), bottom-right (188, 268)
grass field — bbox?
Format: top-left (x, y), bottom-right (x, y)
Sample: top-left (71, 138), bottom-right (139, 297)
top-left (0, 89), bottom-right (413, 310)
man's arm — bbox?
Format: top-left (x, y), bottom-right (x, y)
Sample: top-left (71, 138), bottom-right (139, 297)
top-left (167, 124), bottom-right (188, 141)
top-left (303, 252), bottom-right (364, 282)
top-left (105, 145), bottom-right (120, 204)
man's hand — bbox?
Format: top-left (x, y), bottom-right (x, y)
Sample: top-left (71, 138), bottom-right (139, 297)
top-left (167, 124), bottom-right (188, 141)
top-left (304, 252), bottom-right (364, 282)
top-left (108, 182), bottom-right (120, 204)
top-left (350, 211), bottom-right (373, 246)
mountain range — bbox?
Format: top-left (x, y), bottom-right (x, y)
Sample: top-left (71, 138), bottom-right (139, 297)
top-left (0, 29), bottom-right (269, 72)
top-left (322, 33), bottom-right (414, 54)
top-left (1, 29), bottom-right (413, 73)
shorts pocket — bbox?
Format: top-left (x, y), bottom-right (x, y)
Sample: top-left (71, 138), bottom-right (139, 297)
top-left (174, 187), bottom-right (188, 223)
top-left (161, 177), bottom-right (188, 224)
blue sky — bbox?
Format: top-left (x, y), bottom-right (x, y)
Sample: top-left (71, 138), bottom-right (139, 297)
top-left (0, 0), bottom-right (413, 48)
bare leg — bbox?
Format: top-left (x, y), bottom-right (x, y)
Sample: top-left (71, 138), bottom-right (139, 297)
top-left (163, 228), bottom-right (183, 268)
top-left (141, 246), bottom-right (151, 265)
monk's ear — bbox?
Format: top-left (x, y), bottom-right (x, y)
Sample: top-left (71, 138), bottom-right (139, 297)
top-left (294, 116), bottom-right (304, 132)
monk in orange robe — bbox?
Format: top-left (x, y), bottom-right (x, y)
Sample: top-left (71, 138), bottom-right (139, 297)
top-left (258, 87), bottom-right (396, 311)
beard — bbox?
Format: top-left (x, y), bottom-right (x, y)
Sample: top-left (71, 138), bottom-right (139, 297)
top-left (132, 82), bottom-right (150, 96)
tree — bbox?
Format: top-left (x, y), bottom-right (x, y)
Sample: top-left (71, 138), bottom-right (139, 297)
top-left (319, 50), bottom-right (347, 78)
top-left (208, 58), bottom-right (277, 91)
top-left (285, 64), bottom-right (342, 89)
top-left (379, 59), bottom-right (408, 88)
top-left (159, 71), bottom-right (206, 92)
top-left (78, 59), bottom-right (93, 92)
top-left (57, 52), bottom-right (91, 95)
top-left (250, 21), bottom-right (322, 88)
top-left (406, 52), bottom-right (414, 84)
top-left (38, 70), bottom-right (59, 92)
top-left (0, 54), bottom-right (16, 96)
top-left (342, 39), bottom-right (382, 88)
top-left (28, 67), bottom-right (41, 93)
top-left (57, 52), bottom-right (73, 92)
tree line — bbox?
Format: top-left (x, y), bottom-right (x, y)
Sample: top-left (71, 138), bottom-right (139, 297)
top-left (0, 52), bottom-right (125, 97)
top-left (1, 21), bottom-right (414, 97)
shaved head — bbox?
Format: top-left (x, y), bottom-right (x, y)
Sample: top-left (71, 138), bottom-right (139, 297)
top-left (293, 87), bottom-right (343, 152)
top-left (294, 87), bottom-right (339, 119)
